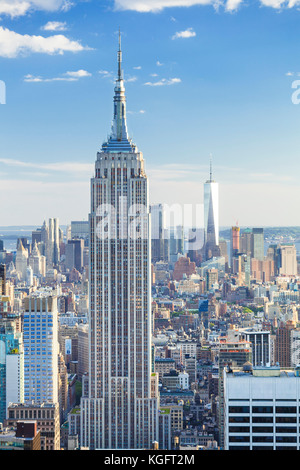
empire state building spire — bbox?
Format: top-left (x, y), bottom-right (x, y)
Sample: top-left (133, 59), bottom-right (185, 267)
top-left (102, 30), bottom-right (137, 153)
top-left (118, 28), bottom-right (122, 81)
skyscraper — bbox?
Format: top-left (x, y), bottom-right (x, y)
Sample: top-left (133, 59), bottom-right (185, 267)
top-left (218, 332), bottom-right (252, 448)
top-left (151, 204), bottom-right (167, 263)
top-left (0, 264), bottom-right (6, 295)
top-left (230, 225), bottom-right (240, 269)
top-left (251, 227), bottom-right (264, 261)
top-left (275, 320), bottom-right (295, 368)
top-left (80, 33), bottom-right (159, 450)
top-left (23, 295), bottom-right (59, 404)
top-left (65, 238), bottom-right (84, 272)
top-left (48, 218), bottom-right (60, 266)
top-left (71, 221), bottom-right (89, 242)
top-left (239, 327), bottom-right (271, 367)
top-left (28, 241), bottom-right (46, 279)
top-left (203, 157), bottom-right (220, 260)
top-left (169, 225), bottom-right (184, 264)
top-left (278, 244), bottom-right (297, 276)
top-left (15, 240), bottom-right (28, 281)
top-left (0, 319), bottom-right (24, 425)
top-left (240, 228), bottom-right (252, 256)
top-left (224, 364), bottom-right (300, 450)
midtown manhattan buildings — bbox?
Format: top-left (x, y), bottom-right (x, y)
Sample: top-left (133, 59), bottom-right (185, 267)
top-left (80, 35), bottom-right (159, 449)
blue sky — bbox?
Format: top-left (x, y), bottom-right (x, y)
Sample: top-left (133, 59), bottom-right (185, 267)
top-left (1, 0), bottom-right (300, 227)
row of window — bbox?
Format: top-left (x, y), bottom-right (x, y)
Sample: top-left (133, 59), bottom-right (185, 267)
top-left (229, 426), bottom-right (299, 433)
top-left (229, 416), bottom-right (297, 423)
top-left (229, 406), bottom-right (298, 414)
top-left (229, 446), bottom-right (297, 450)
top-left (229, 436), bottom-right (298, 443)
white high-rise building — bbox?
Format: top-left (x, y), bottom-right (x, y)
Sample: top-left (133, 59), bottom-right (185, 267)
top-left (25, 266), bottom-right (33, 287)
top-left (224, 364), bottom-right (300, 450)
top-left (203, 157), bottom-right (220, 260)
top-left (23, 295), bottom-right (59, 404)
top-left (278, 244), bottom-right (297, 277)
top-left (238, 327), bottom-right (271, 367)
top-left (29, 241), bottom-right (46, 278)
top-left (15, 241), bottom-right (28, 281)
top-left (80, 33), bottom-right (159, 450)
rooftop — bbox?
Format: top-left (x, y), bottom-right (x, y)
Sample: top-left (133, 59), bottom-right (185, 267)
top-left (226, 365), bottom-right (299, 378)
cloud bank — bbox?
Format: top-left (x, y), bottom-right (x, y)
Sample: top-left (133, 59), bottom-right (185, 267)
top-left (0, 0), bottom-right (73, 18)
top-left (0, 27), bottom-right (91, 58)
top-left (114, 0), bottom-right (300, 12)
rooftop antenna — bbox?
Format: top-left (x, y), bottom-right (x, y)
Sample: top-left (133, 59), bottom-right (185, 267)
top-left (209, 153), bottom-right (213, 182)
top-left (118, 27), bottom-right (122, 81)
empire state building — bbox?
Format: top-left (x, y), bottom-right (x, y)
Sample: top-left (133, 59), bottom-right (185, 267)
top-left (80, 34), bottom-right (159, 450)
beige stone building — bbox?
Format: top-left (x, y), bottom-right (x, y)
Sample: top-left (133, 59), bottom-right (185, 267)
top-left (6, 402), bottom-right (60, 450)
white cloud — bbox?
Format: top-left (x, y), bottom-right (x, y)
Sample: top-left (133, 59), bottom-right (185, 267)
top-left (41, 21), bottom-right (68, 32)
top-left (144, 77), bottom-right (181, 86)
top-left (0, 27), bottom-right (91, 58)
top-left (24, 74), bottom-right (77, 82)
top-left (225, 0), bottom-right (243, 10)
top-left (65, 69), bottom-right (91, 78)
top-left (60, 0), bottom-right (74, 11)
top-left (0, 0), bottom-right (73, 18)
top-left (125, 75), bottom-right (138, 82)
top-left (259, 0), bottom-right (286, 7)
top-left (133, 65), bottom-right (142, 70)
top-left (156, 60), bottom-right (164, 66)
top-left (0, 1), bottom-right (30, 17)
top-left (0, 157), bottom-right (94, 174)
top-left (172, 28), bottom-right (196, 39)
top-left (114, 0), bottom-right (300, 12)
top-left (98, 70), bottom-right (113, 77)
top-left (258, 0), bottom-right (300, 9)
top-left (114, 0), bottom-right (220, 12)
top-left (24, 69), bottom-right (91, 82)
top-left (127, 109), bottom-right (146, 114)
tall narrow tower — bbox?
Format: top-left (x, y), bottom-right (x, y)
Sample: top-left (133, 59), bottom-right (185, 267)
top-left (203, 156), bottom-right (220, 260)
top-left (80, 33), bottom-right (159, 450)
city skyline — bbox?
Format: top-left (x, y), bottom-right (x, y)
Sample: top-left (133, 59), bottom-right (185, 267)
top-left (1, 1), bottom-right (300, 226)
top-left (3, 3), bottom-right (300, 453)
top-left (3, 13), bottom-right (300, 448)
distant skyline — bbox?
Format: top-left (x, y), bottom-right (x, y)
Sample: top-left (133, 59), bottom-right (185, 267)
top-left (1, 1), bottom-right (300, 226)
